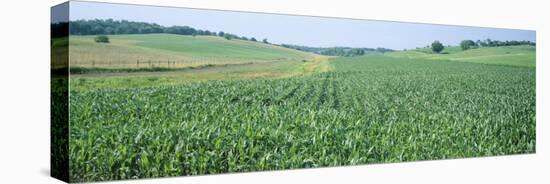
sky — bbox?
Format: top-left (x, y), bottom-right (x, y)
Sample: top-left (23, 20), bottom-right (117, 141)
top-left (51, 2), bottom-right (69, 23)
top-left (67, 1), bottom-right (535, 50)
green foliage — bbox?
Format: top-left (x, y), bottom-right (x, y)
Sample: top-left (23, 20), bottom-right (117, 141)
top-left (387, 45), bottom-right (536, 67)
top-left (70, 19), bottom-right (258, 42)
top-left (51, 78), bottom-right (69, 181)
top-left (431, 40), bottom-right (444, 53)
top-left (460, 40), bottom-right (477, 50)
top-left (317, 48), bottom-right (365, 57)
top-left (70, 34), bottom-right (313, 67)
top-left (69, 55), bottom-right (535, 182)
top-left (94, 35), bottom-right (109, 43)
top-left (51, 22), bottom-right (69, 38)
top-left (479, 39), bottom-right (536, 47)
top-left (223, 34), bottom-right (232, 40)
top-left (281, 44), bottom-right (393, 56)
top-left (262, 38), bottom-right (269, 44)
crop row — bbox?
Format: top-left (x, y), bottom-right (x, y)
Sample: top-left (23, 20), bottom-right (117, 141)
top-left (68, 55), bottom-right (535, 182)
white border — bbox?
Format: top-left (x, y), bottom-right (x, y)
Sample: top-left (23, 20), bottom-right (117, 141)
top-left (0, 0), bottom-right (547, 183)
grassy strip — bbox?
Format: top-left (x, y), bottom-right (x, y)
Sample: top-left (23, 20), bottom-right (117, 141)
top-left (69, 62), bottom-right (253, 74)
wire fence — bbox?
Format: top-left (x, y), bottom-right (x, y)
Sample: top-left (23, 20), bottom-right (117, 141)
top-left (70, 57), bottom-right (293, 68)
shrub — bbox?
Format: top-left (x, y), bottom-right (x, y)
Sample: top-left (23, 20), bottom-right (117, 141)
top-left (94, 35), bottom-right (110, 43)
top-left (460, 40), bottom-right (477, 50)
top-left (431, 40), bottom-right (444, 53)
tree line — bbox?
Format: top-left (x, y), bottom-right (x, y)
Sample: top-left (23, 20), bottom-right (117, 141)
top-left (460, 39), bottom-right (535, 50)
top-left (68, 19), bottom-right (265, 42)
top-left (51, 22), bottom-right (69, 38)
top-left (281, 44), bottom-right (394, 57)
top-left (429, 39), bottom-right (535, 54)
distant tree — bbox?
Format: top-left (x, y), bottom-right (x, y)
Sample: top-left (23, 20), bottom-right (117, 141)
top-left (104, 27), bottom-right (115, 34)
top-left (280, 44), bottom-right (392, 56)
top-left (431, 40), bottom-right (444, 53)
top-left (224, 34), bottom-right (232, 40)
top-left (250, 37), bottom-right (257, 42)
top-left (262, 38), bottom-right (269, 44)
top-left (376, 47), bottom-right (392, 54)
top-left (164, 26), bottom-right (196, 35)
top-left (479, 40), bottom-right (488, 47)
top-left (476, 40), bottom-right (483, 47)
top-left (91, 25), bottom-right (104, 34)
top-left (51, 22), bottom-right (69, 38)
top-left (71, 19), bottom-right (355, 46)
top-left (485, 39), bottom-right (493, 47)
top-left (357, 49), bottom-right (365, 55)
top-left (94, 35), bottom-right (110, 43)
top-left (460, 40), bottom-right (477, 50)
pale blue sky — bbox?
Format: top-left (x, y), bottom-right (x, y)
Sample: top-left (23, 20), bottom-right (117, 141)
top-left (68, 1), bottom-right (535, 50)
top-left (51, 2), bottom-right (69, 23)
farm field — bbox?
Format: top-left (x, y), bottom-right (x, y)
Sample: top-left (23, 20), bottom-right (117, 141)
top-left (68, 34), bottom-right (331, 90)
top-left (51, 3), bottom-right (537, 183)
top-left (69, 34), bottom-right (315, 70)
top-left (69, 50), bottom-right (535, 182)
top-left (386, 45), bottom-right (536, 67)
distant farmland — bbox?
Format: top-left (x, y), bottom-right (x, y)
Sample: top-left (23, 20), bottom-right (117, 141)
top-left (69, 34), bottom-right (315, 69)
top-left (67, 33), bottom-right (535, 182)
top-left (387, 45), bottom-right (536, 67)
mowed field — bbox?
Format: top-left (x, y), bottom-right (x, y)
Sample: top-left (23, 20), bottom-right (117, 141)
top-left (68, 34), bottom-right (329, 90)
top-left (68, 34), bottom-right (535, 182)
top-left (69, 34), bottom-right (315, 69)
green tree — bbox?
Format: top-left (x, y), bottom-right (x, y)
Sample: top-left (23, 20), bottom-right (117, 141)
top-left (460, 40), bottom-right (476, 50)
top-left (250, 37), bottom-right (257, 42)
top-left (431, 40), bottom-right (444, 53)
top-left (224, 34), bottom-right (232, 40)
top-left (94, 35), bottom-right (110, 43)
top-left (486, 39), bottom-right (493, 46)
top-left (262, 38), bottom-right (269, 44)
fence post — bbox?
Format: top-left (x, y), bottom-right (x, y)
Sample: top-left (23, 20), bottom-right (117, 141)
top-left (92, 60), bottom-right (95, 67)
top-left (137, 60), bottom-right (139, 68)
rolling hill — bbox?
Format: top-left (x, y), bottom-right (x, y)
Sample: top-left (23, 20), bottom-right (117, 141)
top-left (386, 45), bottom-right (536, 67)
top-left (69, 34), bottom-right (315, 69)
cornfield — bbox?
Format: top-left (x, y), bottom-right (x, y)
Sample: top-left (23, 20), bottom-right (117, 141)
top-left (69, 55), bottom-right (535, 182)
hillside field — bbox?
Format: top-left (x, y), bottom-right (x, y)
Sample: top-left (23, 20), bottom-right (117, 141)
top-left (69, 34), bottom-right (315, 69)
top-left (67, 34), bottom-right (536, 182)
top-left (386, 45), bottom-right (536, 67)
